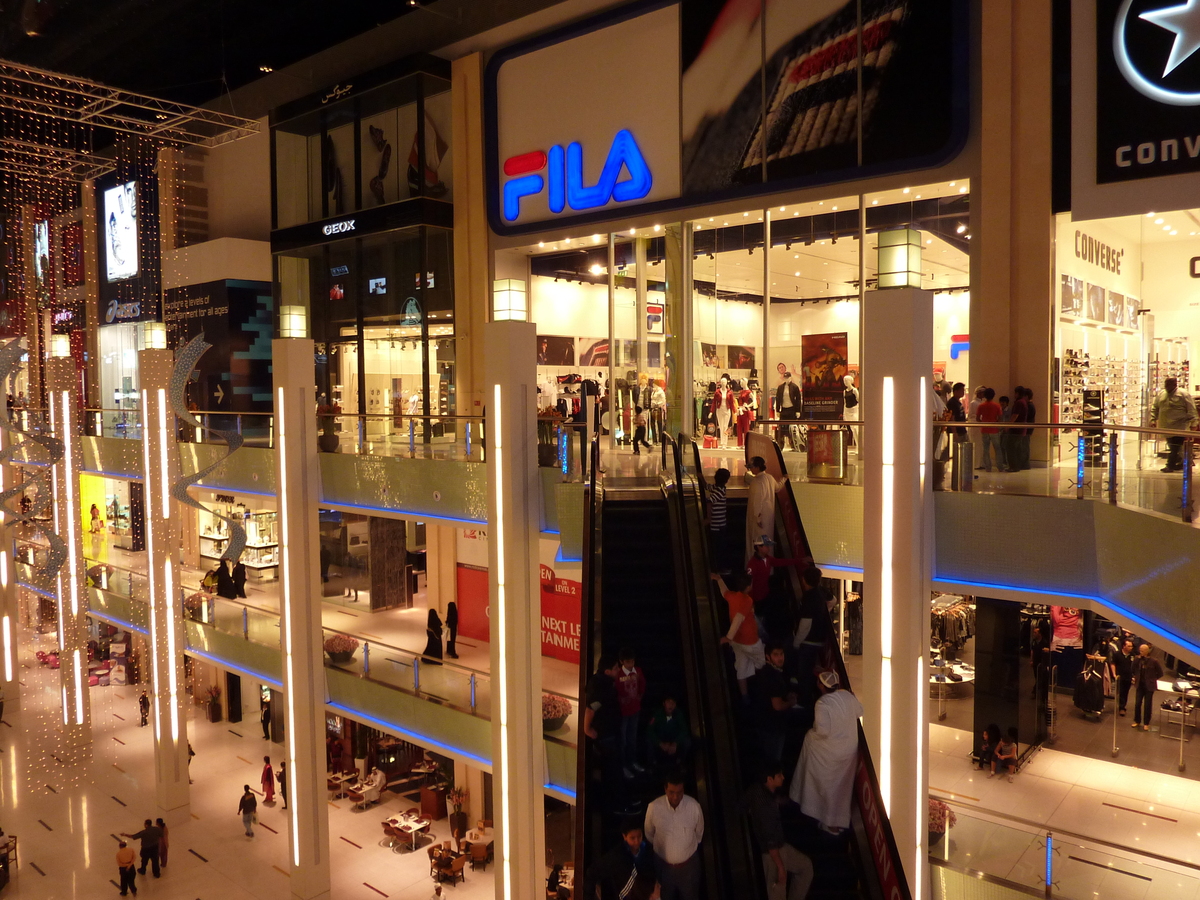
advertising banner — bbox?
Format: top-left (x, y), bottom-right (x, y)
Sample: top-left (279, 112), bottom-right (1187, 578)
top-left (800, 331), bottom-right (849, 419)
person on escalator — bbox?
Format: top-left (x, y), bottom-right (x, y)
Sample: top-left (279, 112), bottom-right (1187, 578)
top-left (745, 457), bottom-right (785, 563)
top-left (584, 816), bottom-right (659, 900)
top-left (744, 760), bottom-right (814, 900)
top-left (746, 536), bottom-right (805, 643)
top-left (645, 695), bottom-right (691, 773)
top-left (754, 643), bottom-right (803, 764)
top-left (616, 648), bottom-right (648, 778)
top-left (706, 468), bottom-right (731, 573)
top-left (788, 671), bottom-right (862, 834)
top-left (791, 567), bottom-right (833, 703)
top-left (713, 571), bottom-right (765, 701)
top-left (584, 656), bottom-right (638, 816)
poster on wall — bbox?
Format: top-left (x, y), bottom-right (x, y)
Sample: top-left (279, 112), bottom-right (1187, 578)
top-left (103, 181), bottom-right (139, 283)
top-left (780, 332), bottom-right (847, 419)
top-left (1107, 290), bottom-right (1125, 327)
top-left (578, 337), bottom-right (609, 368)
top-left (1086, 283), bottom-right (1106, 322)
top-left (1060, 275), bottom-right (1084, 316)
top-left (700, 342), bottom-right (720, 367)
top-left (537, 335), bottom-right (575, 366)
top-left (33, 220), bottom-right (50, 306)
top-left (540, 563), bottom-right (582, 664)
top-left (727, 345), bottom-right (756, 370)
top-left (1125, 294), bottom-right (1139, 325)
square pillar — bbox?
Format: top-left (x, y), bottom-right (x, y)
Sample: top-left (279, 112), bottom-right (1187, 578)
top-left (47, 355), bottom-right (90, 750)
top-left (861, 288), bottom-right (933, 900)
top-left (273, 337), bottom-right (332, 900)
top-left (486, 319), bottom-right (546, 899)
top-left (138, 348), bottom-right (190, 819)
top-left (0, 426), bottom-right (20, 711)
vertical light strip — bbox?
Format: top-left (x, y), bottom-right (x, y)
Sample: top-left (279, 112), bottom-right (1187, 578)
top-left (60, 686), bottom-right (68, 725)
top-left (142, 390), bottom-right (161, 742)
top-left (62, 393), bottom-right (79, 617)
top-left (919, 378), bottom-right (928, 466)
top-left (276, 387), bottom-right (301, 867)
top-left (157, 389), bottom-right (169, 518)
top-left (165, 559), bottom-right (179, 741)
top-left (492, 383), bottom-right (513, 900)
top-left (2, 615), bottom-right (12, 683)
top-left (73, 648), bottom-right (84, 724)
top-left (915, 653), bottom-right (925, 897)
top-left (879, 376), bottom-right (895, 811)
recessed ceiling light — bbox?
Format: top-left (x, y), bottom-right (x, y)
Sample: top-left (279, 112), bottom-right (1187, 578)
top-left (1147, 212), bottom-right (1156, 217)
top-left (709, 217), bottom-right (714, 222)
top-left (1163, 225), bottom-right (1171, 231)
top-left (589, 264), bottom-right (603, 275)
top-left (592, 234), bottom-right (602, 243)
top-left (743, 212), bottom-right (749, 217)
top-left (916, 194), bottom-right (922, 199)
top-left (629, 228), bottom-right (636, 235)
top-left (926, 240), bottom-right (933, 244)
top-left (794, 271), bottom-right (800, 276)
top-left (694, 224), bottom-right (701, 229)
top-left (902, 188), bottom-right (910, 194)
top-left (780, 207), bottom-right (786, 211)
top-left (564, 237), bottom-right (571, 243)
top-left (1155, 218), bottom-right (1164, 224)
top-left (959, 187), bottom-right (967, 194)
top-left (949, 182), bottom-right (956, 187)
top-left (794, 254), bottom-right (800, 259)
top-left (538, 241), bottom-right (545, 248)
top-left (872, 199), bottom-right (878, 205)
top-left (832, 205), bottom-right (838, 210)
top-left (653, 224), bottom-right (661, 232)
top-left (793, 212), bottom-right (798, 216)
top-left (1171, 230), bottom-right (1178, 235)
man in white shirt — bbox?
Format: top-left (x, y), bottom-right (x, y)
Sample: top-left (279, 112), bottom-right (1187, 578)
top-left (745, 456), bottom-right (783, 562)
top-left (643, 773), bottom-right (704, 900)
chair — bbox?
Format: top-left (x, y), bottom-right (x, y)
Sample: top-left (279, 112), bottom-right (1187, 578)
top-left (482, 819), bottom-right (493, 829)
top-left (445, 855), bottom-right (468, 885)
top-left (380, 823), bottom-right (398, 849)
top-left (470, 842), bottom-right (488, 871)
top-left (347, 787), bottom-right (367, 810)
top-left (427, 846), bottom-right (441, 877)
top-left (486, 840), bottom-right (495, 863)
top-left (327, 778), bottom-right (344, 799)
top-left (405, 806), bottom-right (420, 818)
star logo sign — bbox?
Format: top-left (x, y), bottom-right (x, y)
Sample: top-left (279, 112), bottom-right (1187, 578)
top-left (1115, 0), bottom-right (1200, 104)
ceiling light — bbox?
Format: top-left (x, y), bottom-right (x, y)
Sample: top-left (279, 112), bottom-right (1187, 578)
top-left (259, 65), bottom-right (274, 73)
top-left (1171, 230), bottom-right (1178, 235)
top-left (959, 187), bottom-right (967, 193)
top-left (589, 264), bottom-right (603, 275)
top-left (780, 207), bottom-right (786, 211)
top-left (564, 237), bottom-right (571, 243)
top-left (1146, 211), bottom-right (1155, 217)
top-left (538, 241), bottom-right (545, 248)
top-left (694, 224), bottom-right (701, 229)
top-left (872, 199), bottom-right (878, 205)
top-left (833, 205), bottom-right (838, 210)
top-left (1163, 225), bottom-right (1171, 231)
top-left (956, 224), bottom-right (967, 234)
top-left (794, 271), bottom-right (800, 276)
top-left (916, 194), bottom-right (922, 199)
top-left (743, 212), bottom-right (749, 217)
top-left (794, 254), bottom-right (799, 259)
top-left (1155, 218), bottom-right (1164, 224)
top-left (629, 228), bottom-right (636, 235)
top-left (653, 224), bottom-right (661, 232)
top-left (592, 234), bottom-right (602, 244)
top-left (902, 188), bottom-right (910, 194)
top-left (927, 239), bottom-right (933, 245)
top-left (949, 182), bottom-right (956, 187)
top-left (709, 217), bottom-right (714, 222)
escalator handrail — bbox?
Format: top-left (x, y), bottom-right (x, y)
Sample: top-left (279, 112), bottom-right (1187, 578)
top-left (662, 433), bottom-right (767, 900)
top-left (576, 436), bottom-right (604, 877)
top-left (763, 437), bottom-right (914, 900)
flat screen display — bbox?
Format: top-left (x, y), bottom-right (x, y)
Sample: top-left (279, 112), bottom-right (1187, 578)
top-left (33, 220), bottom-right (49, 291)
top-left (104, 181), bottom-right (139, 283)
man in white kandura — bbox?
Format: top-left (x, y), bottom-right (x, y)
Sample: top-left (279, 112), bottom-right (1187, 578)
top-left (789, 671), bottom-right (863, 834)
top-left (745, 456), bottom-right (783, 562)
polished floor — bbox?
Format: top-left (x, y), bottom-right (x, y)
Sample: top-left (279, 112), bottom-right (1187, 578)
top-left (3, 626), bottom-right (498, 899)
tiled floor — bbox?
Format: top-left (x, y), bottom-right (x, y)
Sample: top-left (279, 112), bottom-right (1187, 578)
top-left (930, 722), bottom-right (1200, 899)
top-left (3, 625), bottom-right (498, 900)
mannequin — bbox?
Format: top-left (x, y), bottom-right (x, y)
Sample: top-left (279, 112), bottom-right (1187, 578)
top-left (711, 374), bottom-right (735, 449)
top-left (649, 380), bottom-right (667, 441)
top-left (842, 375), bottom-right (860, 450)
top-left (736, 379), bottom-right (756, 447)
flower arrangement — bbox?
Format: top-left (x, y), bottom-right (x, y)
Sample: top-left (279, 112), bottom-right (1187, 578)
top-left (447, 786), bottom-right (468, 811)
top-left (205, 685), bottom-right (221, 702)
top-left (542, 694), bottom-right (572, 721)
top-left (323, 634), bottom-right (360, 654)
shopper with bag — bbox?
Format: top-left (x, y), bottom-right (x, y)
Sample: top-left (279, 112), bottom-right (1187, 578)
top-left (238, 785), bottom-right (258, 837)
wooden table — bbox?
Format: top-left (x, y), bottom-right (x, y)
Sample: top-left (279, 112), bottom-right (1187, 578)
top-left (385, 813), bottom-right (427, 851)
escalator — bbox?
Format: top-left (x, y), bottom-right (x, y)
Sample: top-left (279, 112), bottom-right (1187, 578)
top-left (577, 436), bottom-right (908, 900)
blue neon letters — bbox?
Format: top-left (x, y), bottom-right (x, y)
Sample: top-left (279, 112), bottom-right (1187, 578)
top-left (502, 129), bottom-right (653, 221)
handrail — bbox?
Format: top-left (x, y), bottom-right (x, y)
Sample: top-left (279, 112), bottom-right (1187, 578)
top-left (575, 435), bottom-right (602, 879)
top-left (663, 432), bottom-right (764, 900)
top-left (933, 795), bottom-right (1200, 874)
top-left (927, 859), bottom-right (1051, 900)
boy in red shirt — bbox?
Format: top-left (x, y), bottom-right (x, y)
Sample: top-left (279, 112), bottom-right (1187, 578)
top-left (976, 387), bottom-right (1005, 472)
top-left (713, 571), bottom-right (766, 700)
top-left (747, 535), bottom-right (806, 643)
top-left (615, 647), bottom-right (647, 777)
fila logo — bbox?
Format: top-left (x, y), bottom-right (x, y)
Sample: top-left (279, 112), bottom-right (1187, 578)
top-left (502, 129), bottom-right (652, 222)
top-left (323, 219), bottom-right (356, 236)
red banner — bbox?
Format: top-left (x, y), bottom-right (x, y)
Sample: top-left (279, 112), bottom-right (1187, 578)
top-left (455, 565), bottom-right (490, 643)
top-left (856, 755), bottom-right (908, 900)
top-left (453, 563), bottom-right (582, 664)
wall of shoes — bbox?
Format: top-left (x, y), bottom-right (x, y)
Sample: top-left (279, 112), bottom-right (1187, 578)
top-left (1059, 350), bottom-right (1141, 427)
top-left (1150, 338), bottom-right (1190, 395)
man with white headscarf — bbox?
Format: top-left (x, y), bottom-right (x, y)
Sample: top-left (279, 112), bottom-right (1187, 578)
top-left (789, 671), bottom-right (863, 833)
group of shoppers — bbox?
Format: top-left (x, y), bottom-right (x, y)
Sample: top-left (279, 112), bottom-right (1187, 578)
top-left (1106, 636), bottom-right (1166, 731)
top-left (116, 817), bottom-right (168, 895)
top-left (942, 382), bottom-right (1036, 474)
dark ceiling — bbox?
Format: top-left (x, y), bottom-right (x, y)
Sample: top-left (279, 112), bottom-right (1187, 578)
top-left (0, 0), bottom-right (426, 106)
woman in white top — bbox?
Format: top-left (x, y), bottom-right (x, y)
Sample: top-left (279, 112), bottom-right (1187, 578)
top-left (968, 385), bottom-right (986, 471)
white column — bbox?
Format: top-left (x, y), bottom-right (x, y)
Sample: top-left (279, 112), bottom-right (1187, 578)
top-left (861, 287), bottom-right (933, 900)
top-left (486, 319), bottom-right (545, 900)
top-left (274, 337), bottom-right (332, 900)
top-left (47, 355), bottom-right (90, 750)
top-left (0, 427), bottom-right (20, 713)
top-left (139, 348), bottom-right (190, 819)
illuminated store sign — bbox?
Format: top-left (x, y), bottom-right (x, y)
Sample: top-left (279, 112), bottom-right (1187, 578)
top-left (322, 219), bottom-right (356, 236)
top-left (501, 130), bottom-right (653, 222)
top-left (1096, 0), bottom-right (1200, 183)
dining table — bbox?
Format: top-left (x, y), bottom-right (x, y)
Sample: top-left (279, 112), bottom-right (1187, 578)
top-left (385, 811), bottom-right (428, 851)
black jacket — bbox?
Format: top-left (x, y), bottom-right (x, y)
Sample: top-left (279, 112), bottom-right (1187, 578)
top-left (776, 381), bottom-right (801, 414)
top-left (584, 841), bottom-right (658, 900)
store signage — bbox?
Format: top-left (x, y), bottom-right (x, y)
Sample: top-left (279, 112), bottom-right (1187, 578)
top-left (949, 334), bottom-right (970, 360)
top-left (1074, 230), bottom-right (1125, 273)
top-left (1094, 0), bottom-right (1200, 185)
top-left (104, 299), bottom-right (142, 323)
top-left (322, 219), bottom-right (356, 236)
top-left (501, 130), bottom-right (653, 222)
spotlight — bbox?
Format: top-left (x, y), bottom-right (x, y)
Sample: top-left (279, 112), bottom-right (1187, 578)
top-left (955, 224), bottom-right (967, 234)
top-left (589, 264), bottom-right (603, 275)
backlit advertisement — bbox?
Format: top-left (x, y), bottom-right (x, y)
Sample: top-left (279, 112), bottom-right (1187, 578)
top-left (104, 181), bottom-right (139, 283)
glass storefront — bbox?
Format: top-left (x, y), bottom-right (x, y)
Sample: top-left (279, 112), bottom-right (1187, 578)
top-left (510, 178), bottom-right (971, 452)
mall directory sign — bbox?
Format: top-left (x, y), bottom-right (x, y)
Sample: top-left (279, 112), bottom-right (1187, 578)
top-left (485, 0), bottom-right (969, 235)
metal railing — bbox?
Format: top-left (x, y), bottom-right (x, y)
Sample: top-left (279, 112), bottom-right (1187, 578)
top-left (319, 412), bottom-right (485, 461)
top-left (930, 796), bottom-right (1200, 900)
top-left (83, 407), bottom-right (275, 448)
top-left (936, 421), bottom-right (1197, 523)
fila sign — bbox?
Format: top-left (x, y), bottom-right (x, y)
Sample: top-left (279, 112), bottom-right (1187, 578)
top-left (501, 130), bottom-right (653, 222)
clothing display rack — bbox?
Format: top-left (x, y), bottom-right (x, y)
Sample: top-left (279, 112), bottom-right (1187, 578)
top-left (931, 594), bottom-right (975, 653)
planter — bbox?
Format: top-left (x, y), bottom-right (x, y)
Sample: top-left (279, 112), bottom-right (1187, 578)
top-left (317, 432), bottom-right (340, 453)
top-left (206, 700), bottom-right (223, 723)
top-left (542, 714), bottom-right (568, 732)
top-left (326, 650), bottom-right (354, 665)
top-left (448, 810), bottom-right (469, 837)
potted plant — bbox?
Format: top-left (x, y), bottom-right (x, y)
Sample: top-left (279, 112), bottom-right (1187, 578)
top-left (323, 634), bottom-right (359, 665)
top-left (542, 693), bottom-right (572, 732)
top-left (447, 786), bottom-right (469, 837)
top-left (205, 684), bottom-right (222, 723)
top-left (317, 403), bottom-right (341, 453)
